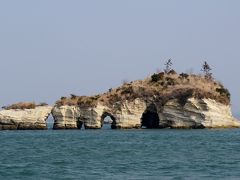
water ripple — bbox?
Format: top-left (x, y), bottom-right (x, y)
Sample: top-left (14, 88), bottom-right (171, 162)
top-left (0, 128), bottom-right (240, 179)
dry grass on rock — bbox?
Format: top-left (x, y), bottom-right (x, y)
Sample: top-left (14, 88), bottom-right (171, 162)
top-left (2, 102), bottom-right (49, 110)
top-left (3, 102), bottom-right (36, 110)
top-left (55, 72), bottom-right (231, 108)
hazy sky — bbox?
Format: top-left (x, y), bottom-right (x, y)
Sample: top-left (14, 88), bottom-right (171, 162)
top-left (0, 0), bottom-right (239, 113)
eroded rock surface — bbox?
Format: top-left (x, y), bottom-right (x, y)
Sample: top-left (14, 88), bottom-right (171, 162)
top-left (79, 104), bottom-right (109, 129)
top-left (159, 98), bottom-right (240, 128)
top-left (112, 99), bottom-right (147, 129)
top-left (52, 99), bottom-right (147, 129)
top-left (52, 98), bottom-right (240, 129)
top-left (52, 106), bottom-right (80, 129)
top-left (0, 106), bottom-right (52, 130)
top-left (52, 72), bottom-right (240, 129)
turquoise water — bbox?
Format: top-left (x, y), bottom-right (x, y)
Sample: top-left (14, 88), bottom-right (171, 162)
top-left (1, 126), bottom-right (240, 179)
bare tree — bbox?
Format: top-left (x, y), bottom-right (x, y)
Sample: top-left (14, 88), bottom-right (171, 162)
top-left (201, 61), bottom-right (212, 79)
top-left (164, 59), bottom-right (173, 73)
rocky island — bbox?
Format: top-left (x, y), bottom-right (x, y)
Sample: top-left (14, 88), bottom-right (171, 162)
top-left (1, 61), bottom-right (239, 130)
top-left (0, 103), bottom-right (52, 130)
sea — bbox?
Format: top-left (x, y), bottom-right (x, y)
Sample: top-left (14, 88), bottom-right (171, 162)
top-left (1, 119), bottom-right (240, 179)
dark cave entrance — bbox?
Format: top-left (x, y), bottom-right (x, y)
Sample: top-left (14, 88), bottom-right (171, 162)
top-left (77, 119), bottom-right (84, 129)
top-left (141, 104), bottom-right (160, 129)
top-left (101, 112), bottom-right (116, 129)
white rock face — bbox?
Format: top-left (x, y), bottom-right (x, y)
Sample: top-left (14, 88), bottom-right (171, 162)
top-left (52, 98), bottom-right (240, 129)
top-left (113, 99), bottom-right (147, 129)
top-left (52, 104), bottom-right (110, 129)
top-left (79, 104), bottom-right (110, 129)
top-left (0, 106), bottom-right (52, 130)
top-left (52, 100), bottom-right (147, 129)
top-left (51, 106), bottom-right (80, 129)
top-left (160, 98), bottom-right (240, 128)
top-left (196, 99), bottom-right (240, 128)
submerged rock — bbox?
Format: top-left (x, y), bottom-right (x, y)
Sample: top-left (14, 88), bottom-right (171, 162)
top-left (0, 106), bottom-right (52, 130)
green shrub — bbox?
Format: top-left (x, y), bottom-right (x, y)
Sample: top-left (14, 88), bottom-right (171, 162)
top-left (177, 89), bottom-right (194, 106)
top-left (165, 77), bottom-right (176, 86)
top-left (70, 94), bottom-right (78, 99)
top-left (38, 102), bottom-right (48, 106)
top-left (179, 73), bottom-right (189, 79)
top-left (168, 69), bottom-right (177, 75)
top-left (216, 88), bottom-right (231, 99)
top-left (61, 96), bottom-right (66, 100)
top-left (121, 86), bottom-right (134, 95)
top-left (151, 72), bottom-right (164, 82)
top-left (160, 81), bottom-right (165, 86)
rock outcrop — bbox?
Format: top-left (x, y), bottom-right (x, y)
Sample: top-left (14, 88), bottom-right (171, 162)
top-left (52, 104), bottom-right (112, 129)
top-left (2, 70), bottom-right (238, 130)
top-left (51, 106), bottom-right (80, 129)
top-left (112, 99), bottom-right (147, 129)
top-left (159, 98), bottom-right (240, 128)
top-left (52, 97), bottom-right (240, 129)
top-left (79, 104), bottom-right (109, 129)
top-left (51, 71), bottom-right (240, 130)
top-left (0, 106), bottom-right (52, 130)
top-left (52, 99), bottom-right (148, 129)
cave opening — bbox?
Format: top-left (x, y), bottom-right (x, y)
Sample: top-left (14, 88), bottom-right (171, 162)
top-left (101, 112), bottom-right (116, 129)
top-left (141, 104), bottom-right (160, 129)
top-left (77, 119), bottom-right (84, 129)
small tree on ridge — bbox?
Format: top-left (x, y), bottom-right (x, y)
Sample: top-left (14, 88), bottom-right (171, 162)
top-left (201, 61), bottom-right (212, 79)
top-left (164, 59), bottom-right (173, 73)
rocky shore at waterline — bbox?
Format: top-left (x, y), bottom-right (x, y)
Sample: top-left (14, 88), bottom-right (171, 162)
top-left (1, 71), bottom-right (239, 130)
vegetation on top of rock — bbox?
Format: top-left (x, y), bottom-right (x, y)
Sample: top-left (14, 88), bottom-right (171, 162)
top-left (2, 102), bottom-right (49, 110)
top-left (55, 95), bottom-right (100, 108)
top-left (77, 95), bottom-right (100, 108)
top-left (164, 59), bottom-right (173, 73)
top-left (216, 86), bottom-right (231, 100)
top-left (151, 72), bottom-right (164, 82)
top-left (38, 102), bottom-right (49, 106)
top-left (201, 61), bottom-right (213, 80)
top-left (179, 73), bottom-right (189, 79)
top-left (2, 102), bottom-right (36, 110)
top-left (55, 61), bottom-right (231, 108)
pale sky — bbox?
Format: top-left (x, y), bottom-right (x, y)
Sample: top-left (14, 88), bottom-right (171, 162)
top-left (0, 0), bottom-right (239, 114)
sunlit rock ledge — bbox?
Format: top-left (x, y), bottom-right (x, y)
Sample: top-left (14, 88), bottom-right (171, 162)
top-left (0, 106), bottom-right (52, 130)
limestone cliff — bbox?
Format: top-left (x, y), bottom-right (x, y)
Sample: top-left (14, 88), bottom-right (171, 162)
top-left (52, 97), bottom-right (239, 129)
top-left (112, 99), bottom-right (147, 129)
top-left (52, 99), bottom-right (148, 129)
top-left (79, 104), bottom-right (109, 129)
top-left (0, 106), bottom-right (52, 130)
top-left (51, 106), bottom-right (80, 129)
top-left (53, 72), bottom-right (239, 129)
top-left (159, 98), bottom-right (240, 128)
